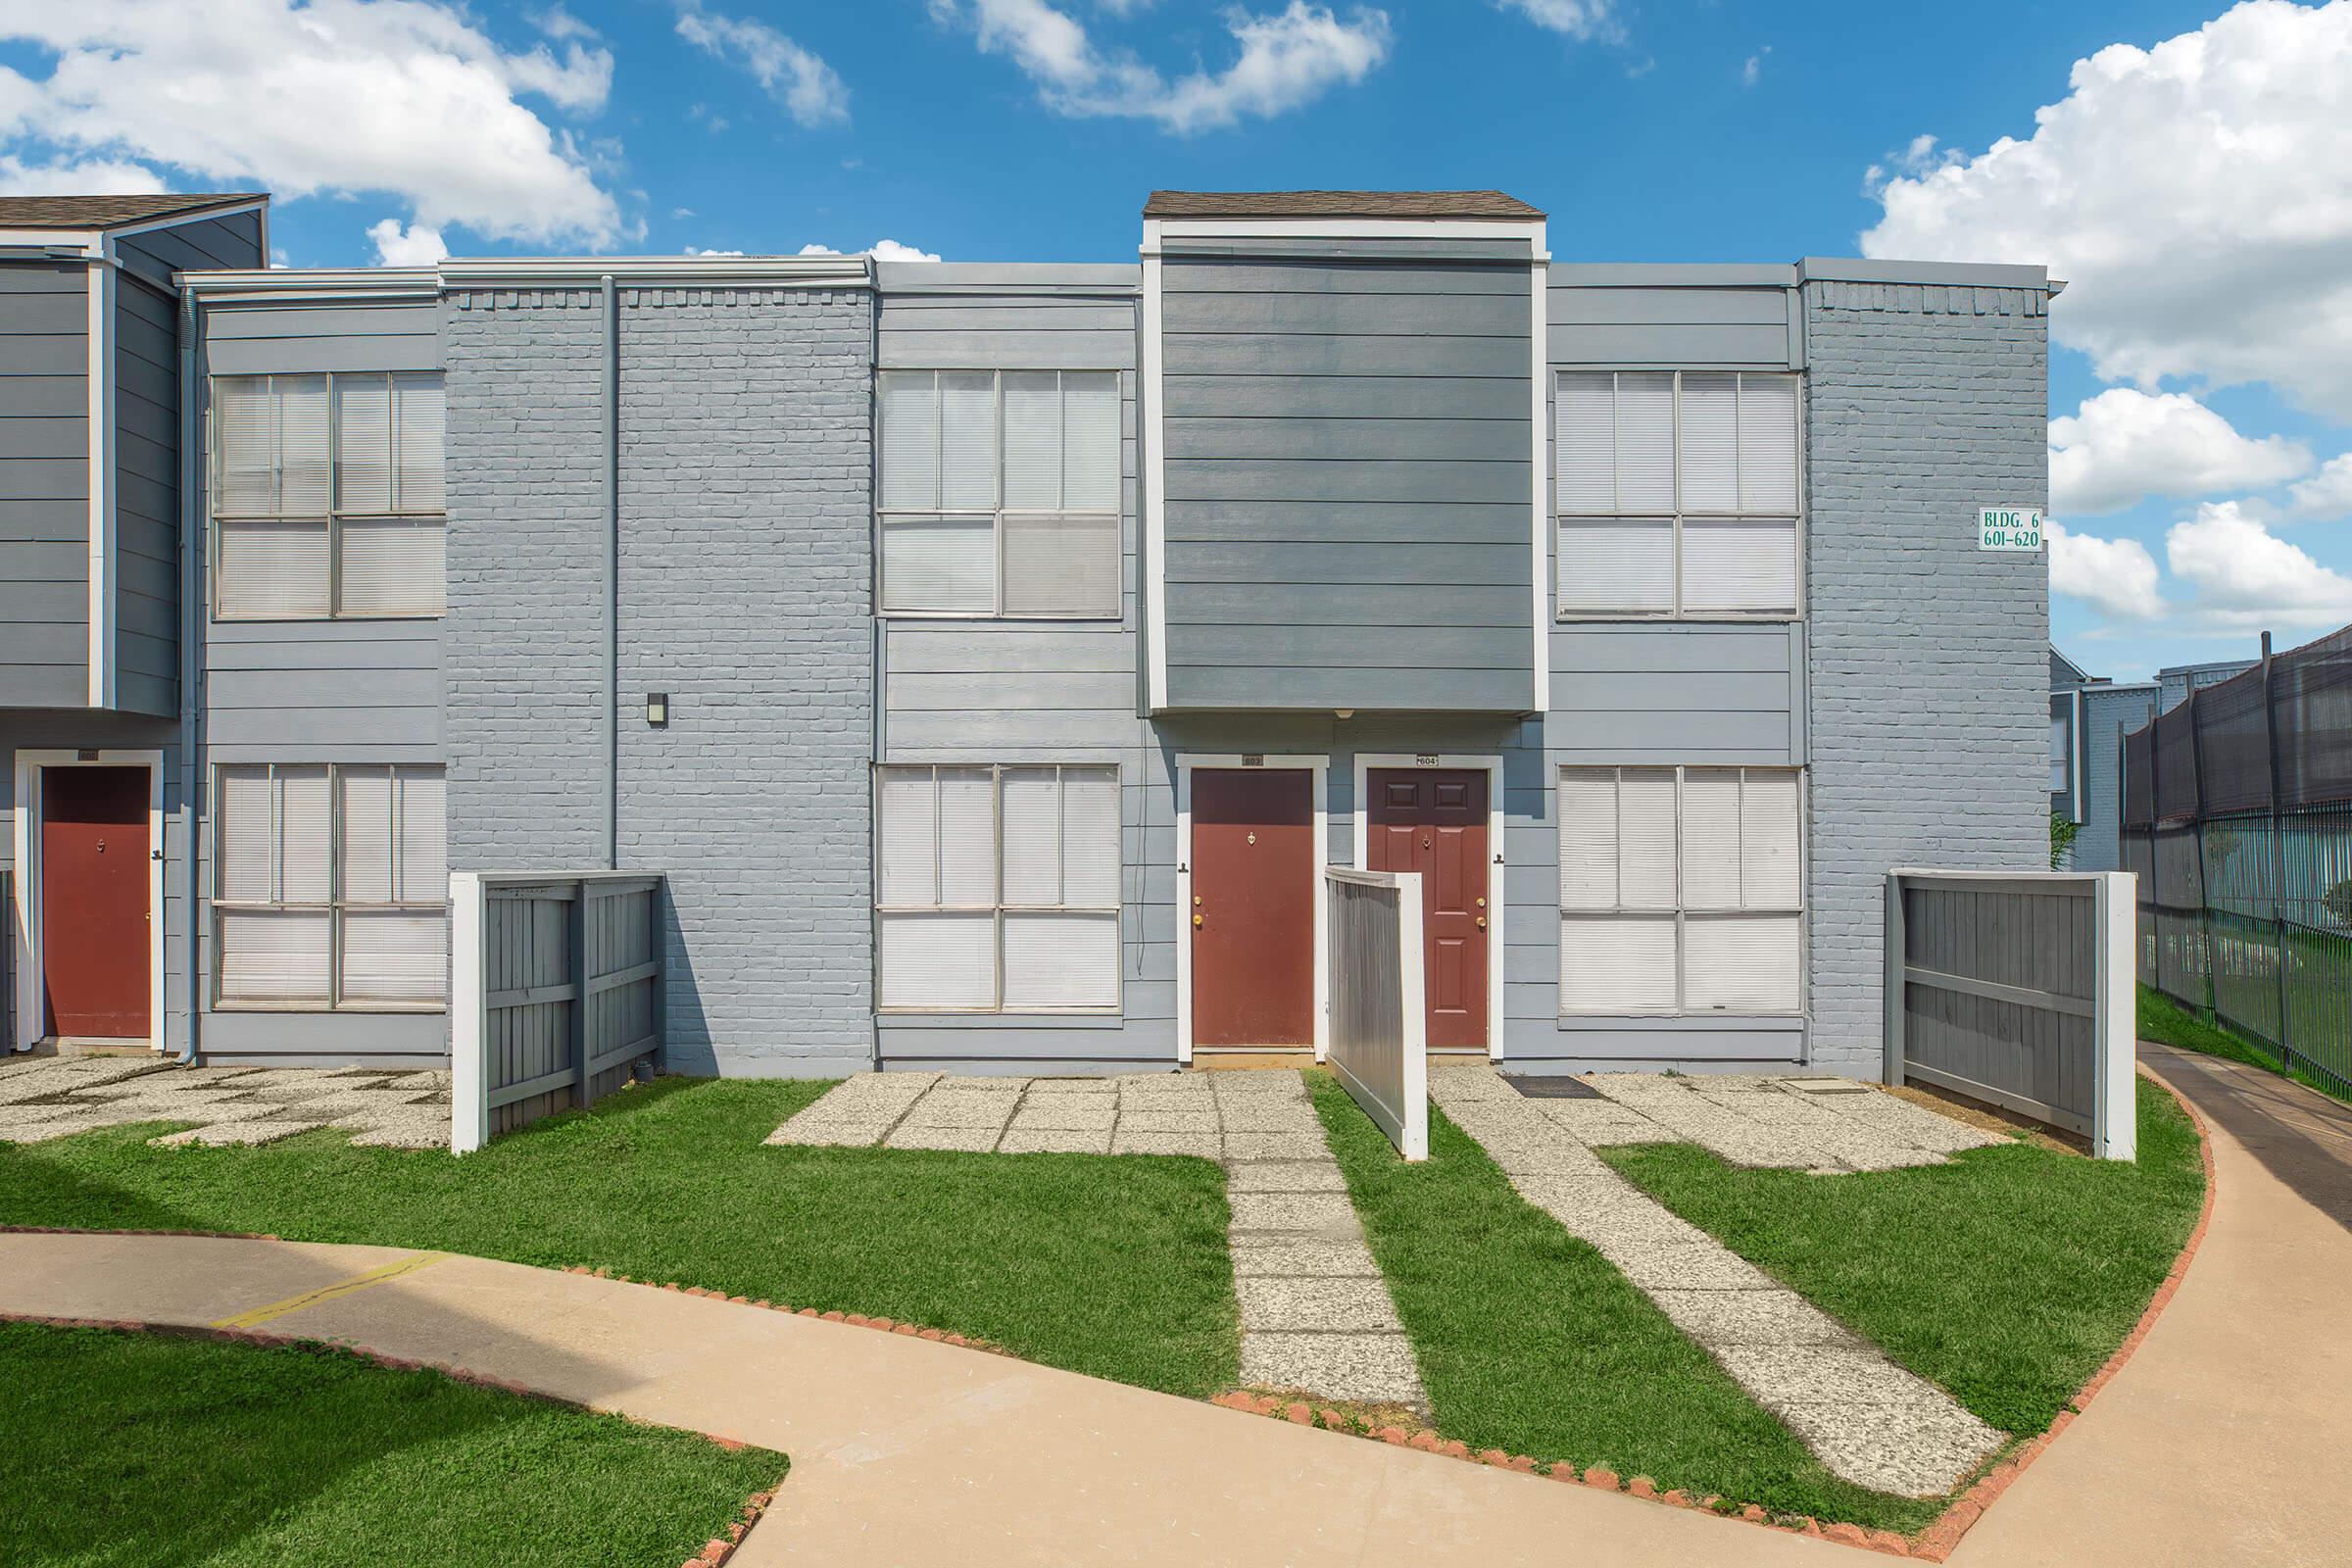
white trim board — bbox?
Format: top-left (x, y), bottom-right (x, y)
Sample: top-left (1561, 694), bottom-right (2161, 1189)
top-left (85, 248), bottom-right (117, 709)
top-left (1528, 238), bottom-right (1550, 713)
top-left (1173, 755), bottom-right (1330, 1063)
top-left (1351, 754), bottom-right (1507, 1062)
top-left (1140, 220), bottom-right (1170, 711)
top-left (10, 750), bottom-right (168, 1054)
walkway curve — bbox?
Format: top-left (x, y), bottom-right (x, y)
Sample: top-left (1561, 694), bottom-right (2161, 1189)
top-left (4, 1044), bottom-right (2348, 1565)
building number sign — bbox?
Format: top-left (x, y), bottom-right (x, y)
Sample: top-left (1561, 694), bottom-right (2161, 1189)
top-left (1979, 507), bottom-right (2044, 551)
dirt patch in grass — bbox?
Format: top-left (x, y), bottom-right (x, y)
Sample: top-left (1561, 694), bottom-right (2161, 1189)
top-left (1882, 1082), bottom-right (2088, 1155)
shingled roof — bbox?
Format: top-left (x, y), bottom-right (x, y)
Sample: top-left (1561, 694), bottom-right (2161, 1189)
top-left (0, 193), bottom-right (265, 230)
top-left (1144, 190), bottom-right (1544, 220)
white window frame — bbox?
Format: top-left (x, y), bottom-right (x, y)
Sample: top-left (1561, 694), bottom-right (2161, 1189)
top-left (1557, 764), bottom-right (1807, 1018)
top-left (210, 761), bottom-right (449, 1012)
top-left (1553, 368), bottom-right (1806, 622)
top-left (874, 368), bottom-right (1124, 621)
top-left (209, 370), bottom-right (448, 622)
top-left (872, 762), bottom-right (1124, 1014)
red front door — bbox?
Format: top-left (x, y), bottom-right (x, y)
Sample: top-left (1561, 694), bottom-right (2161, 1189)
top-left (1367, 768), bottom-right (1490, 1051)
top-left (40, 766), bottom-right (151, 1040)
top-left (1192, 769), bottom-right (1314, 1048)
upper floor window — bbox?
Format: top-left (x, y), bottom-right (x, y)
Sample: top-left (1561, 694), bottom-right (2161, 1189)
top-left (877, 369), bottom-right (1121, 618)
top-left (212, 371), bottom-right (446, 620)
top-left (1555, 370), bottom-right (1801, 619)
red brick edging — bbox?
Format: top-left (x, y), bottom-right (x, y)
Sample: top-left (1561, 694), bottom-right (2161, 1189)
top-left (1206, 1071), bottom-right (2223, 1560)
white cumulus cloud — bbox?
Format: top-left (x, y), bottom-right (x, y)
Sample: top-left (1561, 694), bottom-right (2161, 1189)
top-left (931, 0), bottom-right (1390, 133)
top-left (1495, 0), bottom-right (1617, 40)
top-left (368, 218), bottom-right (449, 267)
top-left (0, 153), bottom-right (167, 196)
top-left (2282, 454), bottom-right (2352, 522)
top-left (2049, 388), bottom-right (2312, 515)
top-left (0, 1), bottom-right (627, 251)
top-left (2047, 518), bottom-right (2167, 621)
top-left (1861, 0), bottom-right (2352, 419)
top-left (674, 4), bottom-right (850, 128)
top-left (2166, 501), bottom-right (2352, 631)
top-left (799, 239), bottom-right (945, 264)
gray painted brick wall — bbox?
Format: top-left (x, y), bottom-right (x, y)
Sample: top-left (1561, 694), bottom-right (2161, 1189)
top-left (443, 285), bottom-right (874, 1077)
top-left (1802, 280), bottom-right (2050, 1073)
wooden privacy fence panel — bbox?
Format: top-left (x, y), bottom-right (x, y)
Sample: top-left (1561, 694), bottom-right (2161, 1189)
top-left (1885, 869), bottom-right (2135, 1160)
top-left (1326, 867), bottom-right (1427, 1161)
top-left (451, 872), bottom-right (664, 1153)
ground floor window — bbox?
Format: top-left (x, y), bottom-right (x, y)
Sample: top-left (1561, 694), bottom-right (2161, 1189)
top-left (1558, 764), bottom-right (1803, 1014)
top-left (875, 763), bottom-right (1121, 1011)
top-left (213, 762), bottom-right (448, 1008)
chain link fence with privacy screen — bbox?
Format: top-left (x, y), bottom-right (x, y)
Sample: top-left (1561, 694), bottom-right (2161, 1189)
top-left (2123, 625), bottom-right (2352, 1097)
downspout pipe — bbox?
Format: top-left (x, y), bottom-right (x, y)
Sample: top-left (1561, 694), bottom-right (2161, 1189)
top-left (603, 273), bottom-right (618, 871)
top-left (175, 288), bottom-right (202, 1062)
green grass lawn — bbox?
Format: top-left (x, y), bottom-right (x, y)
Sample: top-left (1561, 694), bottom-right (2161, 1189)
top-left (1607, 1078), bottom-right (2204, 1442)
top-left (0, 1322), bottom-right (780, 1568)
top-left (1305, 1075), bottom-right (1943, 1534)
top-left (0, 1078), bottom-right (1237, 1398)
top-left (1310, 1073), bottom-right (2205, 1534)
top-left (2138, 983), bottom-right (2352, 1105)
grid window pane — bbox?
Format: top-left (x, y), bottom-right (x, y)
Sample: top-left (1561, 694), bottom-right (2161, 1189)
top-left (881, 516), bottom-right (995, 612)
top-left (339, 767), bottom-right (395, 905)
top-left (1001, 766), bottom-right (1062, 906)
top-left (879, 913), bottom-right (996, 1009)
top-left (215, 377), bottom-right (280, 514)
top-left (1003, 912), bottom-right (1118, 1009)
top-left (939, 370), bottom-right (997, 510)
top-left (1682, 518), bottom-right (1797, 614)
top-left (1558, 771), bottom-right (1618, 910)
top-left (1680, 769), bottom-right (1742, 910)
top-left (1685, 914), bottom-right (1800, 1012)
top-left (277, 766), bottom-right (332, 905)
top-left (341, 909), bottom-right (448, 1004)
top-left (876, 768), bottom-right (938, 906)
top-left (335, 374), bottom-right (393, 514)
top-left (936, 767), bottom-right (997, 906)
top-left (219, 908), bottom-right (331, 1004)
top-left (277, 375), bottom-right (331, 516)
top-left (1677, 372), bottom-right (1740, 513)
top-left (339, 516), bottom-right (446, 616)
top-left (392, 373), bottom-right (446, 513)
top-left (1561, 915), bottom-right (1678, 1012)
top-left (397, 767), bottom-right (446, 905)
top-left (1002, 371), bottom-right (1061, 510)
top-left (1061, 372), bottom-right (1121, 511)
top-left (1617, 769), bottom-right (1679, 909)
top-left (1739, 374), bottom-right (1801, 514)
top-left (216, 766), bottom-right (274, 904)
top-left (1558, 519), bottom-right (1672, 614)
top-left (1002, 513), bottom-right (1119, 617)
top-left (879, 371), bottom-right (940, 510)
top-left (218, 518), bottom-right (330, 618)
top-left (1059, 767), bottom-right (1122, 909)
top-left (1555, 371), bottom-right (1615, 514)
top-left (1740, 771), bottom-right (1802, 907)
top-left (1614, 372), bottom-right (1677, 513)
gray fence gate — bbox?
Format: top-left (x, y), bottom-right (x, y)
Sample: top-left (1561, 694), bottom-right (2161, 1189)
top-left (1885, 869), bottom-right (2136, 1159)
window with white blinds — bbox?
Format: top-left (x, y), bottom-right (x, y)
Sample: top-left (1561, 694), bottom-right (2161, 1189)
top-left (213, 762), bottom-right (448, 1009)
top-left (878, 369), bottom-right (1122, 618)
top-left (1554, 370), bottom-right (1801, 618)
top-left (213, 372), bottom-right (446, 619)
top-left (1558, 765), bottom-right (1803, 1015)
top-left (875, 763), bottom-right (1121, 1011)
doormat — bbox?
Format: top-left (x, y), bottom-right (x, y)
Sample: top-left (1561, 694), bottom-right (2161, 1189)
top-left (1504, 1076), bottom-right (1603, 1100)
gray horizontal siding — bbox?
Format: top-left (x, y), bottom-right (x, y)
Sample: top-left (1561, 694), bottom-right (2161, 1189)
top-left (203, 297), bottom-right (442, 374)
top-left (204, 619), bottom-right (444, 760)
top-left (1160, 249), bottom-right (1535, 714)
top-left (0, 262), bottom-right (90, 708)
top-left (1548, 280), bottom-right (1799, 369)
top-left (1547, 624), bottom-right (1805, 763)
top-left (876, 280), bottom-right (1166, 1068)
top-left (114, 271), bottom-right (179, 717)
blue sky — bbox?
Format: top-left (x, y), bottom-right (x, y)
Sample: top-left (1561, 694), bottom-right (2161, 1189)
top-left (6, 0), bottom-right (2350, 684)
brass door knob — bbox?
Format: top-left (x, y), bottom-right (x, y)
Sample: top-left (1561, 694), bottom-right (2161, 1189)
top-left (1476, 916), bottom-right (1487, 929)
top-left (1193, 913), bottom-right (1203, 927)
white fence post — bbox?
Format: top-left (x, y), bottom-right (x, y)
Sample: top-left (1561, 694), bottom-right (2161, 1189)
top-left (449, 871), bottom-right (488, 1155)
top-left (1395, 870), bottom-right (1429, 1162)
top-left (2094, 871), bottom-right (2138, 1162)
top-left (1325, 867), bottom-right (1428, 1162)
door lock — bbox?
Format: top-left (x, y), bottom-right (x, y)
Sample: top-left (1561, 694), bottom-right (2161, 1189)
top-left (1476, 897), bottom-right (1486, 908)
top-left (1193, 913), bottom-right (1203, 928)
top-left (1477, 916), bottom-right (1487, 929)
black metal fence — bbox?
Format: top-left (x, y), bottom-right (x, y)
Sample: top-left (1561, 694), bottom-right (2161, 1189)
top-left (2124, 626), bottom-right (2352, 1096)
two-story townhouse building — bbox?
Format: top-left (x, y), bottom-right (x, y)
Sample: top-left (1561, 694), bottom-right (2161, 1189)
top-left (5, 188), bottom-right (2052, 1082)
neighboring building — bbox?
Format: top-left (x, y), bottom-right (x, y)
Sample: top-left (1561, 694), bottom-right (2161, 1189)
top-left (5, 188), bottom-right (2053, 1081)
top-left (2157, 658), bottom-right (2258, 714)
top-left (2050, 648), bottom-right (2157, 872)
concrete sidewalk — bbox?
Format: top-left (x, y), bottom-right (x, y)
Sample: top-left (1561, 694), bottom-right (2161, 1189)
top-left (0, 1230), bottom-right (1838, 1566)
top-left (5, 1044), bottom-right (2349, 1564)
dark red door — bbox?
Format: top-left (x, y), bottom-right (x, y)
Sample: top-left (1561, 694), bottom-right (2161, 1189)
top-left (1367, 768), bottom-right (1490, 1050)
top-left (1192, 769), bottom-right (1314, 1048)
top-left (40, 766), bottom-right (151, 1040)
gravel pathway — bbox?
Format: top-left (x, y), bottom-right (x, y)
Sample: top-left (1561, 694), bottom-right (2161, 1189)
top-left (0, 1054), bottom-right (451, 1149)
top-left (768, 1068), bottom-right (1426, 1409)
top-left (1430, 1064), bottom-right (2005, 1497)
top-left (1576, 1072), bottom-right (2005, 1173)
